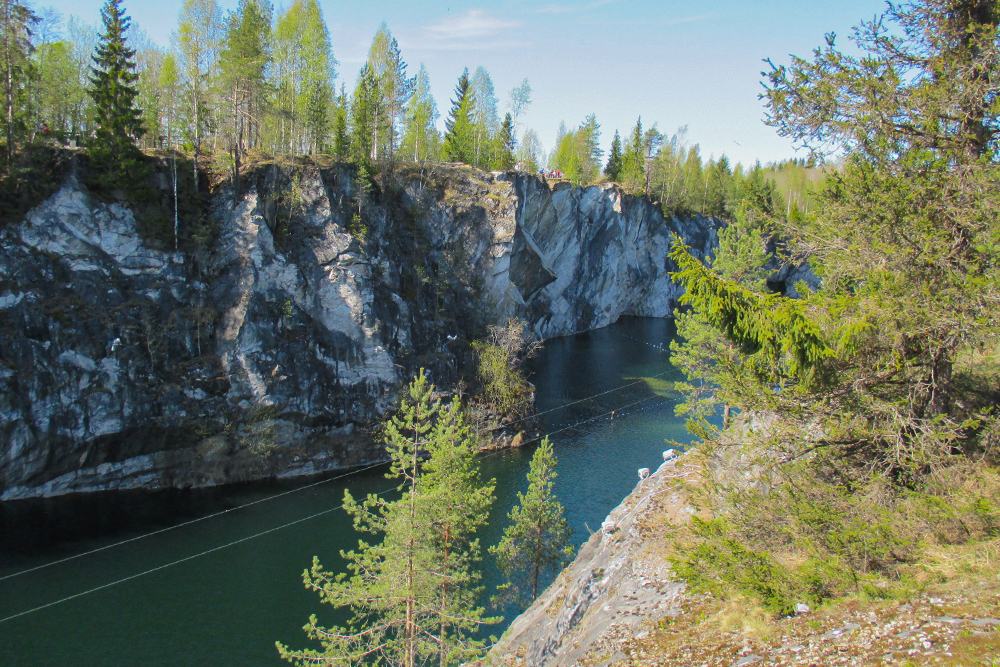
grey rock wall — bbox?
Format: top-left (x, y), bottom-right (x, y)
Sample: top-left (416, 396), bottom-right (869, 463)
top-left (0, 164), bottom-right (722, 500)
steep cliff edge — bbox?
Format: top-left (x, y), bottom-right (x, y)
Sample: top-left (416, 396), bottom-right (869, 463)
top-left (0, 162), bottom-right (721, 500)
top-left (484, 452), bottom-right (1000, 667)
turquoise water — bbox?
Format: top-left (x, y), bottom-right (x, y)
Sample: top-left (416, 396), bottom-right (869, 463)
top-left (0, 316), bottom-right (694, 667)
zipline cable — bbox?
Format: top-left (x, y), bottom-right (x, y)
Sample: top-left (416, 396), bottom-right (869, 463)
top-left (0, 459), bottom-right (390, 583)
top-left (2, 368), bottom-right (677, 583)
top-left (0, 392), bottom-right (669, 625)
top-left (0, 485), bottom-right (398, 625)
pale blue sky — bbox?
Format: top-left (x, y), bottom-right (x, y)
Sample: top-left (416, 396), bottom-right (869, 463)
top-left (38, 0), bottom-right (884, 166)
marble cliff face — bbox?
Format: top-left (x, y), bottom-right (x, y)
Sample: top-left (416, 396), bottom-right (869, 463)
top-left (0, 163), bottom-right (726, 499)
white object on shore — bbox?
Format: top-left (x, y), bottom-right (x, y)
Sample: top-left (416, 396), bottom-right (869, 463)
top-left (795, 603), bottom-right (810, 614)
top-left (602, 519), bottom-right (616, 534)
top-left (638, 467), bottom-right (650, 480)
top-left (662, 449), bottom-right (677, 462)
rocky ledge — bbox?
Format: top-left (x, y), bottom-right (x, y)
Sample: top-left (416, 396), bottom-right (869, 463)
top-left (483, 452), bottom-right (700, 666)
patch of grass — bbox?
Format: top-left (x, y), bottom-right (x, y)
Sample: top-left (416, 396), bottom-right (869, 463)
top-left (666, 449), bottom-right (1000, 618)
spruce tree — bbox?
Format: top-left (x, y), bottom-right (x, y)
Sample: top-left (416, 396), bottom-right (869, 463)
top-left (443, 68), bottom-right (475, 164)
top-left (495, 112), bottom-right (515, 170)
top-left (620, 117), bottom-right (644, 189)
top-left (88, 0), bottom-right (144, 183)
top-left (350, 63), bottom-right (380, 165)
top-left (667, 1), bottom-right (1000, 609)
top-left (490, 436), bottom-right (574, 608)
top-left (605, 129), bottom-right (622, 181)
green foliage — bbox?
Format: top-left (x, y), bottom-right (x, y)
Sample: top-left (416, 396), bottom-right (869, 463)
top-left (360, 23), bottom-right (412, 164)
top-left (490, 436), bottom-right (574, 608)
top-left (1, 0), bottom-right (38, 162)
top-left (671, 0), bottom-right (1000, 618)
top-left (471, 318), bottom-right (537, 422)
top-left (87, 0), bottom-right (145, 187)
top-left (549, 114), bottom-right (602, 184)
top-left (673, 466), bottom-right (1000, 615)
top-left (604, 129), bottom-right (622, 181)
top-left (494, 112), bottom-right (516, 170)
top-left (670, 205), bottom-right (775, 432)
top-left (0, 144), bottom-right (72, 227)
top-left (469, 66), bottom-right (498, 169)
top-left (271, 0), bottom-right (335, 155)
top-left (620, 117), bottom-right (645, 189)
top-left (443, 68), bottom-right (475, 164)
top-left (675, 517), bottom-right (798, 616)
top-left (277, 371), bottom-right (497, 666)
top-left (218, 0), bottom-right (271, 182)
top-left (400, 63), bottom-right (440, 162)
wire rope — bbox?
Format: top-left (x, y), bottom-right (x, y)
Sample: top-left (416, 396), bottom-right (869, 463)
top-left (0, 459), bottom-right (390, 583)
top-left (0, 390), bottom-right (670, 625)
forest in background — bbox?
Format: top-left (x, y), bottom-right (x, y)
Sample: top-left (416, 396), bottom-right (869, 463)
top-left (0, 0), bottom-right (823, 225)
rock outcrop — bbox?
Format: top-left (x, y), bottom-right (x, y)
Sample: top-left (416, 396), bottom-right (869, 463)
top-left (482, 453), bottom-right (698, 666)
top-left (0, 162), bottom-right (722, 500)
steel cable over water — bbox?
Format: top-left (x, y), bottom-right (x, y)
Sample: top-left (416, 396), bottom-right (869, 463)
top-left (2, 368), bottom-right (673, 584)
top-left (0, 383), bottom-right (673, 624)
top-left (0, 460), bottom-right (391, 583)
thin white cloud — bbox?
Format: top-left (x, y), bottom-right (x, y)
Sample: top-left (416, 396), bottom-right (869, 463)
top-left (534, 0), bottom-right (621, 15)
top-left (411, 9), bottom-right (523, 51)
top-left (424, 9), bottom-right (520, 40)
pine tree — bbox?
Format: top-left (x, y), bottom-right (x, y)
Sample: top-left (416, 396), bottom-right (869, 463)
top-left (490, 436), bottom-right (574, 608)
top-left (419, 398), bottom-right (497, 666)
top-left (443, 68), bottom-right (475, 164)
top-left (88, 0), bottom-right (144, 181)
top-left (604, 129), bottom-right (622, 181)
top-left (277, 372), bottom-right (497, 667)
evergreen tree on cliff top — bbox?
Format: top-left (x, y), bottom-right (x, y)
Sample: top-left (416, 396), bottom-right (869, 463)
top-left (604, 129), bottom-right (623, 181)
top-left (88, 0), bottom-right (144, 180)
top-left (443, 68), bottom-right (476, 164)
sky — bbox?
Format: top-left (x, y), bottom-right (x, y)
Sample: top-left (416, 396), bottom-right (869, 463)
top-left (36, 0), bottom-right (886, 167)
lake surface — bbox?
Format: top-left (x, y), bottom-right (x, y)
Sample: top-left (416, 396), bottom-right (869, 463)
top-left (0, 316), bottom-right (695, 667)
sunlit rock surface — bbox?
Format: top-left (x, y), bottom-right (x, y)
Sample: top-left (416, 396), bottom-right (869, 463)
top-left (0, 165), bottom-right (723, 499)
